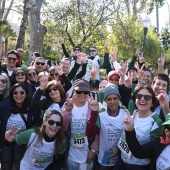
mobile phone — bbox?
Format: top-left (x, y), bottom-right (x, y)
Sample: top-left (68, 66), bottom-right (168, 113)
top-left (102, 150), bottom-right (112, 164)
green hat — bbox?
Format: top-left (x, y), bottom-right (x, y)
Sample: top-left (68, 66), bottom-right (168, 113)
top-left (162, 113), bottom-right (170, 126)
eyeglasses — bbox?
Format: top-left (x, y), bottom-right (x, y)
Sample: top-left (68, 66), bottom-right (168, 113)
top-left (0, 79), bottom-right (7, 83)
top-left (48, 86), bottom-right (58, 93)
top-left (90, 50), bottom-right (96, 52)
top-left (36, 62), bottom-right (45, 66)
top-left (13, 90), bottom-right (25, 95)
top-left (15, 72), bottom-right (26, 76)
top-left (28, 72), bottom-right (37, 76)
top-left (109, 78), bottom-right (119, 82)
top-left (75, 90), bottom-right (89, 95)
top-left (135, 94), bottom-right (152, 101)
top-left (7, 57), bottom-right (17, 61)
top-left (73, 48), bottom-right (80, 52)
top-left (50, 73), bottom-right (58, 77)
top-left (48, 120), bottom-right (62, 127)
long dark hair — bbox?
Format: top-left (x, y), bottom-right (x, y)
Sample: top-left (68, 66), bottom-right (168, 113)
top-left (10, 83), bottom-right (30, 113)
top-left (37, 110), bottom-right (64, 159)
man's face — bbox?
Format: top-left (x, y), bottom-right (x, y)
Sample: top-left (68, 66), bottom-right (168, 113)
top-left (74, 90), bottom-right (89, 103)
top-left (152, 79), bottom-right (168, 96)
top-left (108, 74), bottom-right (120, 86)
top-left (7, 53), bottom-right (18, 68)
top-left (61, 60), bottom-right (71, 74)
top-left (73, 48), bottom-right (81, 56)
top-left (89, 48), bottom-right (97, 57)
top-left (143, 71), bottom-right (152, 86)
top-left (105, 94), bottom-right (120, 113)
top-left (35, 59), bottom-right (46, 73)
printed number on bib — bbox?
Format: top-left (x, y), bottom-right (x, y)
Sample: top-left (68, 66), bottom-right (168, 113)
top-left (71, 136), bottom-right (88, 148)
top-left (117, 133), bottom-right (131, 159)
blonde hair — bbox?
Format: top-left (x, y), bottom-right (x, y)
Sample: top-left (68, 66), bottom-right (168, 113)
top-left (1, 73), bottom-right (10, 98)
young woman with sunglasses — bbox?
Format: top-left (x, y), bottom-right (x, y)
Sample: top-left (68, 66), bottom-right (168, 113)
top-left (5, 110), bottom-right (67, 170)
top-left (0, 83), bottom-right (38, 170)
top-left (118, 85), bottom-right (163, 170)
top-left (11, 67), bottom-right (36, 101)
top-left (26, 66), bottom-right (38, 90)
top-left (0, 72), bottom-right (10, 102)
top-left (124, 113), bottom-right (170, 170)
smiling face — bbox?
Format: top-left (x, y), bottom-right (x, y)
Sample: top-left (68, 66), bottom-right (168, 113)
top-left (143, 71), bottom-right (152, 86)
top-left (35, 58), bottom-right (46, 73)
top-left (44, 114), bottom-right (62, 138)
top-left (0, 75), bottom-right (7, 94)
top-left (74, 90), bottom-right (89, 104)
top-left (61, 59), bottom-right (71, 74)
top-left (135, 89), bottom-right (153, 114)
top-left (152, 79), bottom-right (168, 96)
top-left (108, 74), bottom-right (120, 86)
top-left (13, 86), bottom-right (27, 108)
top-left (7, 53), bottom-right (18, 68)
top-left (27, 69), bottom-right (37, 82)
top-left (48, 85), bottom-right (61, 102)
top-left (15, 70), bottom-right (26, 83)
top-left (105, 94), bottom-right (120, 113)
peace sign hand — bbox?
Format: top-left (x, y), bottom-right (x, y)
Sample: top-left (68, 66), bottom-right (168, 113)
top-left (5, 125), bottom-right (20, 142)
top-left (64, 96), bottom-right (74, 112)
top-left (90, 93), bottom-right (99, 111)
top-left (124, 109), bottom-right (136, 132)
top-left (52, 62), bottom-right (63, 76)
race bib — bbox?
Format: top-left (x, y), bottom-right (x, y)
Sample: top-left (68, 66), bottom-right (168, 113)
top-left (71, 136), bottom-right (88, 148)
top-left (117, 133), bottom-right (131, 159)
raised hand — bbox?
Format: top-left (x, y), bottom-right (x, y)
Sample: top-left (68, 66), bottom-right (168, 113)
top-left (17, 48), bottom-right (24, 55)
top-left (39, 71), bottom-right (49, 90)
top-left (90, 64), bottom-right (100, 80)
top-left (119, 60), bottom-right (127, 78)
top-left (60, 37), bottom-right (64, 44)
top-left (124, 109), bottom-right (136, 132)
top-left (125, 71), bottom-right (133, 88)
top-left (53, 62), bottom-right (63, 76)
top-left (79, 52), bottom-right (87, 64)
top-left (158, 53), bottom-right (165, 68)
top-left (135, 47), bottom-right (141, 58)
top-left (5, 125), bottom-right (20, 142)
top-left (64, 96), bottom-right (74, 112)
top-left (104, 44), bottom-right (109, 53)
top-left (90, 93), bottom-right (99, 111)
top-left (110, 48), bottom-right (118, 62)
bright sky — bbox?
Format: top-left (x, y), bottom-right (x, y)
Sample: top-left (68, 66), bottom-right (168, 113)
top-left (8, 1), bottom-right (170, 33)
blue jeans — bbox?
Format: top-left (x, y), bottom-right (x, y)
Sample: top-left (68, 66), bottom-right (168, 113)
top-left (67, 159), bottom-right (93, 170)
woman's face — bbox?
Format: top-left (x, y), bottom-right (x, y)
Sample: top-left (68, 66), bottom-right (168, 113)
top-left (165, 126), bottom-right (170, 142)
top-left (27, 69), bottom-right (37, 82)
top-left (48, 85), bottom-right (60, 101)
top-left (50, 69), bottom-right (59, 81)
top-left (15, 70), bottom-right (26, 83)
top-left (44, 114), bottom-right (62, 138)
top-left (13, 86), bottom-right (27, 107)
top-left (135, 88), bottom-right (153, 113)
top-left (0, 75), bottom-right (7, 93)
top-left (99, 84), bottom-right (106, 91)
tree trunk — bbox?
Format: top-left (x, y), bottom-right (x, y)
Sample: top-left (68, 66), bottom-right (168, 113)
top-left (27, 0), bottom-right (47, 62)
top-left (156, 3), bottom-right (159, 35)
top-left (4, 37), bottom-right (8, 56)
top-left (15, 0), bottom-right (29, 49)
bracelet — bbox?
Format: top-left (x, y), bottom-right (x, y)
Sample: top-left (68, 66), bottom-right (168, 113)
top-left (91, 149), bottom-right (97, 154)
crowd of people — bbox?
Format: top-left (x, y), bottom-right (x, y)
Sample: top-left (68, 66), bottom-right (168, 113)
top-left (0, 40), bottom-right (170, 170)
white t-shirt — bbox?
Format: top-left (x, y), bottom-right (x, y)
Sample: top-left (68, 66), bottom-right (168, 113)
top-left (156, 145), bottom-right (170, 170)
top-left (121, 112), bottom-right (162, 165)
top-left (6, 113), bottom-right (28, 131)
top-left (98, 107), bottom-right (127, 166)
top-left (68, 101), bottom-right (89, 163)
top-left (20, 133), bottom-right (55, 170)
top-left (7, 68), bottom-right (13, 76)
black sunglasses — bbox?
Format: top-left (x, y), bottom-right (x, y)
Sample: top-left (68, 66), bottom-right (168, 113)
top-left (15, 72), bottom-right (26, 76)
top-left (36, 62), bottom-right (45, 66)
top-left (75, 90), bottom-right (89, 95)
top-left (7, 57), bottom-right (17, 61)
top-left (13, 90), bottom-right (25, 95)
top-left (0, 79), bottom-right (7, 83)
top-left (90, 50), bottom-right (96, 52)
top-left (50, 73), bottom-right (58, 77)
top-left (48, 120), bottom-right (62, 127)
top-left (73, 48), bottom-right (80, 51)
top-left (28, 72), bottom-right (37, 76)
top-left (135, 94), bottom-right (152, 101)
top-left (48, 86), bottom-right (58, 93)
